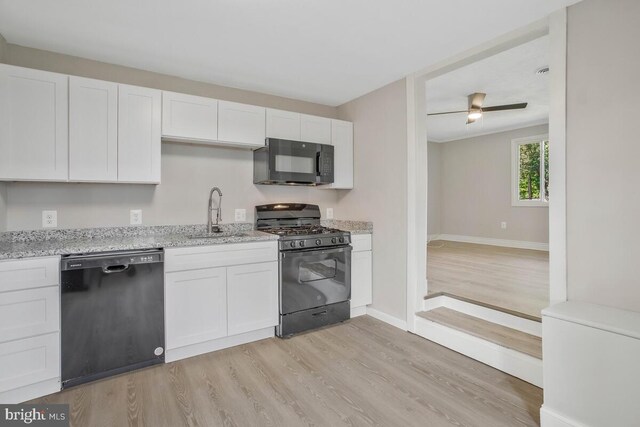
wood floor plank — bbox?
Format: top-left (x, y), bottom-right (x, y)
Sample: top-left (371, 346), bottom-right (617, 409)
top-left (30, 316), bottom-right (542, 427)
top-left (417, 308), bottom-right (542, 359)
top-left (427, 240), bottom-right (549, 320)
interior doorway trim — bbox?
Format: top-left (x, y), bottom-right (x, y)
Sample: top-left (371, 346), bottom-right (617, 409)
top-left (405, 9), bottom-right (568, 332)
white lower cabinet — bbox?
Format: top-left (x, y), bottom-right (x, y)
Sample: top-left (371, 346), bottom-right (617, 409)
top-left (227, 262), bottom-right (279, 336)
top-left (350, 234), bottom-right (373, 313)
top-left (164, 241), bottom-right (278, 362)
top-left (165, 267), bottom-right (228, 350)
top-left (0, 256), bottom-right (61, 403)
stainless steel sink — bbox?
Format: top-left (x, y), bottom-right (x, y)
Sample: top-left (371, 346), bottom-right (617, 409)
top-left (186, 232), bottom-right (249, 240)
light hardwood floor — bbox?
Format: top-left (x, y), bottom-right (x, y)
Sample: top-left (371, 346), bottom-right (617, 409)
top-left (32, 316), bottom-right (542, 427)
top-left (427, 240), bottom-right (549, 320)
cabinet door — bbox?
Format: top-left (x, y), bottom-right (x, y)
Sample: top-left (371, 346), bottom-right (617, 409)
top-left (266, 108), bottom-right (300, 140)
top-left (0, 286), bottom-right (60, 343)
top-left (162, 91), bottom-right (218, 143)
top-left (227, 261), bottom-right (278, 336)
top-left (165, 267), bottom-right (227, 349)
top-left (69, 76), bottom-right (118, 182)
top-left (118, 84), bottom-right (161, 183)
top-left (217, 100), bottom-right (266, 148)
top-left (0, 333), bottom-right (60, 393)
top-left (351, 250), bottom-right (372, 308)
top-left (330, 120), bottom-right (354, 189)
top-left (0, 64), bottom-right (68, 181)
top-left (300, 114), bottom-right (331, 144)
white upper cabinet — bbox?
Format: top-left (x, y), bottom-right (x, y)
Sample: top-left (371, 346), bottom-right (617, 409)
top-left (118, 84), bottom-right (162, 183)
top-left (69, 76), bottom-right (118, 182)
top-left (0, 64), bottom-right (68, 181)
top-left (217, 100), bottom-right (266, 148)
top-left (323, 119), bottom-right (354, 189)
top-left (162, 91), bottom-right (218, 143)
top-left (266, 108), bottom-right (301, 140)
top-left (300, 114), bottom-right (331, 144)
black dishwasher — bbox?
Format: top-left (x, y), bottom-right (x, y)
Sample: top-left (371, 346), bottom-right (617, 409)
top-left (61, 249), bottom-right (165, 388)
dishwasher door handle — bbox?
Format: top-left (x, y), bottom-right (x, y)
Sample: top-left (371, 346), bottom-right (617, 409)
top-left (102, 264), bottom-right (130, 274)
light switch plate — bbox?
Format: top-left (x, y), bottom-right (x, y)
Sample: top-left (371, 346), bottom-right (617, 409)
top-left (42, 210), bottom-right (57, 228)
top-left (326, 208), bottom-right (334, 220)
top-left (130, 209), bottom-right (143, 225)
top-left (234, 209), bottom-right (247, 222)
top-left (501, 221), bottom-right (507, 230)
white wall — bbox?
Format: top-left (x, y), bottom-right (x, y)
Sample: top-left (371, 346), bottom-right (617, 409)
top-left (566, 0), bottom-right (640, 313)
top-left (0, 42), bottom-right (340, 231)
top-left (427, 142), bottom-right (442, 237)
top-left (336, 78), bottom-right (408, 321)
top-left (433, 124), bottom-right (549, 243)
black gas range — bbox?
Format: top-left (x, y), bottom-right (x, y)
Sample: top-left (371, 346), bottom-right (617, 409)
top-left (256, 203), bottom-right (351, 337)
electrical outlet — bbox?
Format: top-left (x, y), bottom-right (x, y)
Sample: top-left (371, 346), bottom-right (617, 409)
top-left (501, 221), bottom-right (507, 230)
top-left (130, 209), bottom-right (142, 225)
top-left (234, 209), bottom-right (246, 222)
top-left (42, 210), bottom-right (57, 228)
top-left (326, 208), bottom-right (334, 220)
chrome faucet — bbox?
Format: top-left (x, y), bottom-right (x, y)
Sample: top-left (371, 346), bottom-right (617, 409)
top-left (207, 187), bottom-right (223, 233)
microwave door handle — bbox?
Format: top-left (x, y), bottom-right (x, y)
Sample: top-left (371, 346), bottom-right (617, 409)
top-left (316, 152), bottom-right (321, 175)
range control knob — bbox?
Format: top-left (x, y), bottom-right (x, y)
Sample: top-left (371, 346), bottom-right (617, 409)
top-left (289, 241), bottom-right (296, 248)
top-left (299, 240), bottom-right (305, 247)
top-left (315, 239), bottom-right (322, 246)
top-left (339, 237), bottom-right (345, 243)
top-left (331, 237), bottom-right (337, 244)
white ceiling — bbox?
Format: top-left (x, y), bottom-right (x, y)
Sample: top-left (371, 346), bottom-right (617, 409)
top-left (0, 1), bottom-right (578, 106)
top-left (426, 36), bottom-right (550, 142)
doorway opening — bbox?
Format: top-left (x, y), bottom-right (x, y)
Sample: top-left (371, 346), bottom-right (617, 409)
top-left (425, 35), bottom-right (550, 321)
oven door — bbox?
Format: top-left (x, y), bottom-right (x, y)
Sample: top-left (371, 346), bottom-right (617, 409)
top-left (279, 245), bottom-right (351, 315)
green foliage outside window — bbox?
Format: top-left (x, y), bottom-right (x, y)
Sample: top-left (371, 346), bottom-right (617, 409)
top-left (518, 140), bottom-right (549, 201)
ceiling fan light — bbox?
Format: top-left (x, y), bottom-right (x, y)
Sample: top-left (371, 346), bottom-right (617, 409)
top-left (467, 110), bottom-right (482, 120)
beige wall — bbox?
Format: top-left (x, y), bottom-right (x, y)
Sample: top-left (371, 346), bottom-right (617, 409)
top-left (435, 124), bottom-right (549, 243)
top-left (336, 78), bottom-right (408, 321)
top-left (566, 0), bottom-right (640, 312)
top-left (0, 35), bottom-right (6, 231)
top-left (0, 42), bottom-right (340, 230)
top-left (427, 142), bottom-right (442, 236)
top-left (6, 143), bottom-right (339, 230)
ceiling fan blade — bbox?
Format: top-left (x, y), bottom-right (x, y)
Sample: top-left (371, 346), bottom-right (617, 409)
top-left (481, 102), bottom-right (528, 112)
top-left (427, 110), bottom-right (469, 116)
top-left (468, 92), bottom-right (486, 109)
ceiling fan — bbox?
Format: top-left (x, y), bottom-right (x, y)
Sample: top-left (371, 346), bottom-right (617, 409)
top-left (427, 93), bottom-right (528, 124)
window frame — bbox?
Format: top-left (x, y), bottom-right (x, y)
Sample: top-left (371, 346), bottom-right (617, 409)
top-left (511, 134), bottom-right (549, 207)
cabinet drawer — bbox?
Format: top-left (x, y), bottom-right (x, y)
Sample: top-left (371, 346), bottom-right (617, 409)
top-left (165, 241), bottom-right (278, 272)
top-left (0, 332), bottom-right (60, 393)
top-left (0, 257), bottom-right (60, 293)
top-left (351, 234), bottom-right (372, 252)
top-left (0, 287), bottom-right (59, 343)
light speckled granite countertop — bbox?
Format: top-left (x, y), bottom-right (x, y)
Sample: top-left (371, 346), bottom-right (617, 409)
top-left (0, 224), bottom-right (277, 260)
top-left (322, 220), bottom-right (373, 235)
top-left (0, 220), bottom-right (372, 260)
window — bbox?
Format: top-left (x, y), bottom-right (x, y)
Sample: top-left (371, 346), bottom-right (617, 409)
top-left (511, 135), bottom-right (549, 206)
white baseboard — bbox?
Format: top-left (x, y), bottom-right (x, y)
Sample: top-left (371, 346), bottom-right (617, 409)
top-left (540, 406), bottom-right (586, 427)
top-left (414, 315), bottom-right (542, 387)
top-left (431, 234), bottom-right (549, 251)
top-left (424, 295), bottom-right (542, 337)
top-left (166, 327), bottom-right (274, 363)
top-left (366, 307), bottom-right (408, 331)
top-left (350, 305), bottom-right (367, 318)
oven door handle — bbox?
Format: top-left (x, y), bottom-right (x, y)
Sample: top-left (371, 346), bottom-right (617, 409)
top-left (281, 245), bottom-right (352, 258)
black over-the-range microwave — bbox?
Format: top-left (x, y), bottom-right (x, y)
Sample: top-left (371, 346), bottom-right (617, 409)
top-left (253, 138), bottom-right (334, 186)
